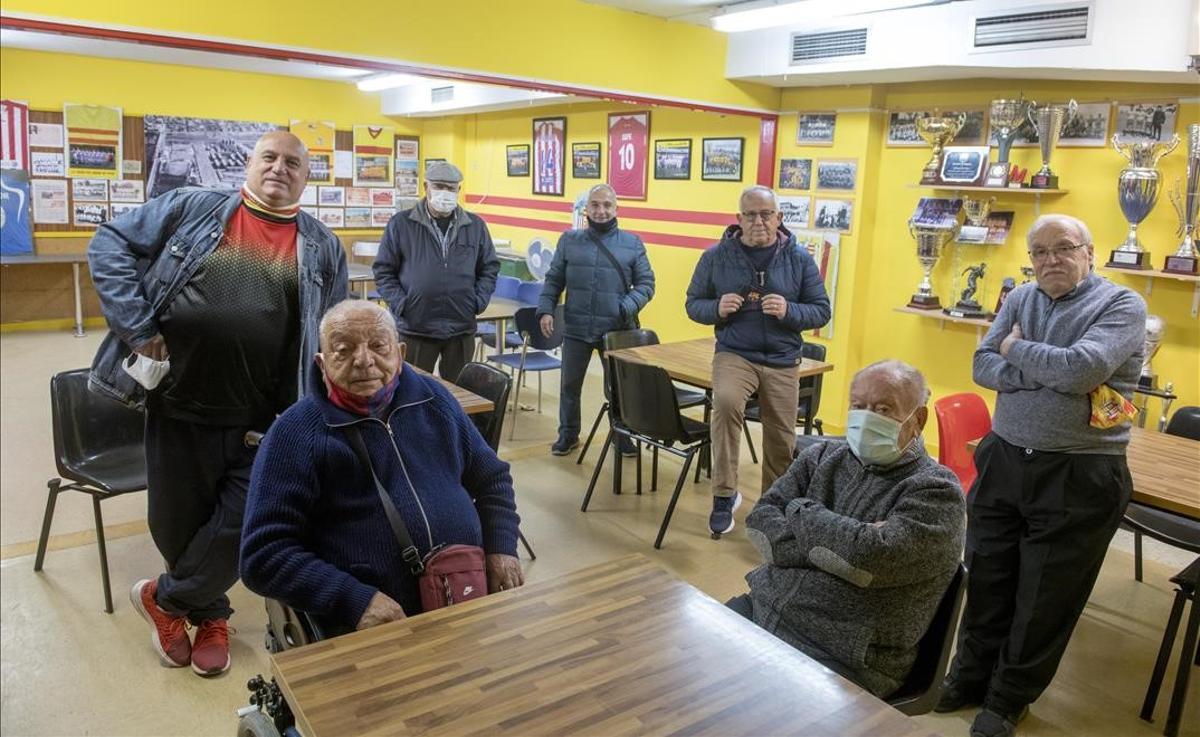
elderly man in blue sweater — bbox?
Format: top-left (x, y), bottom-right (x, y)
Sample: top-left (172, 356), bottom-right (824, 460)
top-left (241, 300), bottom-right (522, 635)
top-left (939, 214), bottom-right (1146, 737)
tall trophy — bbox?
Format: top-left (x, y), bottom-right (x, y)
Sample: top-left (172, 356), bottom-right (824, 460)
top-left (1164, 123), bottom-right (1200, 274)
top-left (986, 96), bottom-right (1031, 187)
top-left (1107, 132), bottom-right (1180, 269)
top-left (916, 110), bottom-right (967, 185)
top-left (1139, 314), bottom-right (1166, 390)
top-left (907, 220), bottom-right (959, 309)
top-left (962, 196), bottom-right (996, 227)
top-left (1026, 99), bottom-right (1077, 188)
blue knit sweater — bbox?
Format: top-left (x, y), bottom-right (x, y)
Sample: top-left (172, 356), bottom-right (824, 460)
top-left (240, 364), bottom-right (519, 629)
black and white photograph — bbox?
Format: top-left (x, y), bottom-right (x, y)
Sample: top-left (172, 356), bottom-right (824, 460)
top-left (910, 196), bottom-right (963, 229)
top-left (778, 158), bottom-right (812, 190)
top-left (143, 114), bottom-right (277, 199)
top-left (816, 159), bottom-right (857, 191)
top-left (778, 195), bottom-right (810, 228)
top-left (72, 202), bottom-right (109, 227)
top-left (889, 109), bottom-right (985, 146)
top-left (812, 198), bottom-right (853, 234)
top-left (71, 178), bottom-right (108, 202)
top-left (796, 113), bottom-right (836, 145)
top-left (1114, 101), bottom-right (1178, 143)
top-left (1059, 102), bottom-right (1112, 147)
top-left (701, 138), bottom-right (744, 181)
top-left (653, 139), bottom-right (691, 180)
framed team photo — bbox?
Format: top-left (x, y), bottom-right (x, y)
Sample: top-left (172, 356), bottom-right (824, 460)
top-left (815, 159), bottom-right (857, 192)
top-left (796, 112), bottom-right (836, 146)
top-left (813, 197), bottom-right (853, 234)
top-left (653, 139), bottom-right (692, 180)
top-left (572, 142), bottom-right (601, 179)
top-left (778, 158), bottom-right (812, 190)
top-left (506, 144), bottom-right (529, 177)
top-left (701, 137), bottom-right (744, 181)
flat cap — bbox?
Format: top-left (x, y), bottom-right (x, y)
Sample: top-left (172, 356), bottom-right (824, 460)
top-left (426, 161), bottom-right (463, 184)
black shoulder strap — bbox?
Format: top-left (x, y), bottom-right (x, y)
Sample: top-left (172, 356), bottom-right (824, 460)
top-left (585, 230), bottom-right (632, 294)
top-left (344, 425), bottom-right (424, 575)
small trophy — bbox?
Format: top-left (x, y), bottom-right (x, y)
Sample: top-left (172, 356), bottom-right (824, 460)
top-left (1139, 314), bottom-right (1166, 390)
top-left (1026, 99), bottom-right (1077, 189)
top-left (962, 196), bottom-right (996, 227)
top-left (1108, 133), bottom-right (1180, 270)
top-left (907, 220), bottom-right (959, 309)
top-left (987, 96), bottom-right (1031, 187)
top-left (916, 110), bottom-right (967, 185)
top-left (1019, 265), bottom-right (1035, 283)
top-left (944, 262), bottom-right (991, 319)
top-left (1163, 123), bottom-right (1200, 275)
top-left (993, 276), bottom-right (1016, 316)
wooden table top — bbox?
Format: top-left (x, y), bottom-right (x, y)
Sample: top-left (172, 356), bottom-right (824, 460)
top-left (410, 366), bottom-right (492, 416)
top-left (478, 296), bottom-right (530, 322)
top-left (606, 337), bottom-right (834, 390)
top-left (271, 555), bottom-right (934, 737)
top-left (967, 428), bottom-right (1199, 519)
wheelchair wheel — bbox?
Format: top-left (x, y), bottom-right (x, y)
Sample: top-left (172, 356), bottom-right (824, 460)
top-left (236, 710), bottom-right (281, 737)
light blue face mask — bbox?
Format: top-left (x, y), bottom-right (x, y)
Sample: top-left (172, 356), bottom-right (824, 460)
top-left (846, 408), bottom-right (917, 467)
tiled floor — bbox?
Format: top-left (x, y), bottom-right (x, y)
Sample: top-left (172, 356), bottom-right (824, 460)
top-left (0, 329), bottom-right (1195, 737)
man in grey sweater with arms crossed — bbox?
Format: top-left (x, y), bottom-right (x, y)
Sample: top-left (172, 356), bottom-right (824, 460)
top-left (939, 214), bottom-right (1145, 737)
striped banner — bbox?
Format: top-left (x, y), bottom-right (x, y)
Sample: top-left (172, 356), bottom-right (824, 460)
top-left (0, 100), bottom-right (29, 171)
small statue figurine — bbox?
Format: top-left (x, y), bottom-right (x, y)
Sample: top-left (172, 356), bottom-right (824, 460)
top-left (944, 262), bottom-right (991, 319)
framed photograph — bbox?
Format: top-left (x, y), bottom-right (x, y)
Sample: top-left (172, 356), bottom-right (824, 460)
top-left (812, 198), bottom-right (853, 234)
top-left (344, 207), bottom-right (372, 229)
top-left (796, 113), bottom-right (836, 145)
top-left (506, 145), bottom-right (529, 177)
top-left (778, 195), bottom-right (810, 229)
top-left (532, 116), bottom-right (566, 196)
top-left (889, 109), bottom-right (986, 146)
top-left (371, 208), bottom-right (394, 227)
top-left (911, 197), bottom-right (963, 229)
top-left (110, 202), bottom-right (141, 219)
top-left (778, 158), bottom-right (812, 190)
top-left (318, 208), bottom-right (344, 228)
top-left (572, 142), bottom-right (601, 179)
top-left (317, 186), bottom-right (345, 207)
top-left (701, 137), bottom-right (744, 181)
top-left (1114, 101), bottom-right (1177, 143)
top-left (653, 139), bottom-right (692, 180)
top-left (608, 112), bottom-right (650, 200)
top-left (109, 179), bottom-right (144, 203)
top-left (1059, 102), bottom-right (1111, 147)
top-left (816, 159), bottom-right (857, 191)
top-left (370, 188), bottom-right (395, 208)
top-left (948, 109), bottom-right (987, 145)
top-left (345, 187), bottom-right (370, 207)
top-left (71, 178), bottom-right (108, 202)
top-left (72, 202), bottom-right (109, 227)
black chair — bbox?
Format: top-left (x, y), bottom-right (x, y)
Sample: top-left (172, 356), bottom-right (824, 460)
top-left (487, 305), bottom-right (564, 440)
top-left (744, 342), bottom-right (828, 469)
top-left (35, 369), bottom-right (147, 613)
top-left (454, 362), bottom-right (535, 560)
top-left (794, 433), bottom-right (843, 458)
top-left (886, 562), bottom-right (968, 716)
top-left (577, 328), bottom-right (707, 465)
top-left (581, 360), bottom-right (710, 549)
top-left (1140, 556), bottom-right (1200, 737)
top-left (1129, 404), bottom-right (1200, 582)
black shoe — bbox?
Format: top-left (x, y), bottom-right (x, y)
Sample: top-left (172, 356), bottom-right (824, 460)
top-left (617, 437), bottom-right (639, 458)
top-left (550, 437), bottom-right (579, 456)
top-left (969, 706), bottom-right (1029, 737)
top-left (933, 677), bottom-right (987, 713)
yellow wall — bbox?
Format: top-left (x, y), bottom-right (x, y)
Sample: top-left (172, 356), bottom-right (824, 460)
top-left (2, 0), bottom-right (781, 112)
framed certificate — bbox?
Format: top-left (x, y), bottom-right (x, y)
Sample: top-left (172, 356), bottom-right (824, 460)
top-left (939, 146), bottom-right (989, 185)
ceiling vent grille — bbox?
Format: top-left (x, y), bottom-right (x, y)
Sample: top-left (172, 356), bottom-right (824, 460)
top-left (974, 5), bottom-right (1090, 48)
top-left (430, 86), bottom-right (454, 103)
top-left (789, 28), bottom-right (868, 64)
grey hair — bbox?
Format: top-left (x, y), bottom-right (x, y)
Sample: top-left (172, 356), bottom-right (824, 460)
top-left (853, 360), bottom-right (930, 412)
top-left (1026, 214), bottom-right (1092, 247)
top-left (739, 185), bottom-right (779, 211)
top-left (318, 300), bottom-right (398, 350)
top-left (586, 183), bottom-right (617, 201)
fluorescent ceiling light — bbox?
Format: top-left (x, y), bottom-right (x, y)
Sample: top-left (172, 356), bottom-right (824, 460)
top-left (357, 73), bottom-right (424, 91)
top-left (712, 0), bottom-right (940, 32)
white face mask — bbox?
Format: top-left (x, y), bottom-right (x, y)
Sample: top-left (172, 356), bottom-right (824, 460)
top-left (428, 189), bottom-right (458, 214)
top-left (122, 352), bottom-right (170, 390)
top-left (845, 407), bottom-right (917, 467)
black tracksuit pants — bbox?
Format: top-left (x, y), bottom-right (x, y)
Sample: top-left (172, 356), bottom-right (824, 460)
top-left (949, 432), bottom-right (1133, 714)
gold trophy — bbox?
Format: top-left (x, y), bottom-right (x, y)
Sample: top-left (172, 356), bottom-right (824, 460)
top-left (907, 220), bottom-right (959, 309)
top-left (962, 196), bottom-right (996, 227)
top-left (915, 110), bottom-right (967, 185)
top-left (1026, 99), bottom-right (1077, 188)
top-left (1107, 133), bottom-right (1179, 269)
top-left (1164, 123), bottom-right (1199, 274)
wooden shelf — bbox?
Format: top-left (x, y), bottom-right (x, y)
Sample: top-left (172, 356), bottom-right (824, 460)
top-left (1100, 266), bottom-right (1200, 316)
top-left (894, 305), bottom-right (993, 332)
top-left (907, 184), bottom-right (1069, 195)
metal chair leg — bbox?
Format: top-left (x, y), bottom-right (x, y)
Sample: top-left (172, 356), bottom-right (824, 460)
top-left (655, 449), bottom-right (696, 549)
top-left (1135, 530), bottom-right (1144, 582)
top-left (518, 531), bottom-right (536, 560)
top-left (743, 420), bottom-right (758, 464)
top-left (636, 441), bottom-right (643, 496)
top-left (581, 429), bottom-right (614, 512)
top-left (508, 368), bottom-right (524, 440)
top-left (1164, 589), bottom-right (1199, 737)
top-left (1142, 586), bottom-right (1187, 722)
top-left (576, 403), bottom-right (608, 465)
top-left (93, 495), bottom-right (113, 614)
top-left (537, 372), bottom-right (542, 413)
top-left (33, 479), bottom-right (62, 572)
top-left (651, 448), bottom-right (659, 492)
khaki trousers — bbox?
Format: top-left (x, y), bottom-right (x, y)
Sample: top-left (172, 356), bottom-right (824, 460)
top-left (710, 351), bottom-right (800, 498)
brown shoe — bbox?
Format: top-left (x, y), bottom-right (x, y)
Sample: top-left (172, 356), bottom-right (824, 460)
top-left (130, 579), bottom-right (190, 667)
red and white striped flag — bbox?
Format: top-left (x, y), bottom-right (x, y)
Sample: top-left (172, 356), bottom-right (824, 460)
top-left (0, 100), bottom-right (30, 171)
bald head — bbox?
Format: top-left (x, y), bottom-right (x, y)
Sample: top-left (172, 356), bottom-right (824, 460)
top-left (585, 183), bottom-right (618, 226)
top-left (316, 300), bottom-right (404, 398)
top-left (852, 360), bottom-right (929, 414)
top-left (245, 130), bottom-right (309, 208)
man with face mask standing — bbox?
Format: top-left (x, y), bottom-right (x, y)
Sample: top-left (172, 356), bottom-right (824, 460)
top-left (537, 183), bottom-right (655, 456)
top-left (728, 360), bottom-right (965, 697)
top-left (87, 131), bottom-right (348, 676)
top-left (686, 185), bottom-right (831, 538)
top-left (939, 215), bottom-right (1145, 737)
top-left (373, 161), bottom-right (499, 381)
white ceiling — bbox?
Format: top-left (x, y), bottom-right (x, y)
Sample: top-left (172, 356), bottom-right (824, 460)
top-left (582, 0), bottom-right (721, 23)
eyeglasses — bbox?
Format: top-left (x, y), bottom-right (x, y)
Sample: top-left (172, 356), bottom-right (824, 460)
top-left (1028, 242), bottom-right (1086, 262)
top-left (740, 210), bottom-right (777, 222)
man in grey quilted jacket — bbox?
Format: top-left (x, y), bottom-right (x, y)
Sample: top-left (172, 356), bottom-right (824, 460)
top-left (727, 360), bottom-right (966, 698)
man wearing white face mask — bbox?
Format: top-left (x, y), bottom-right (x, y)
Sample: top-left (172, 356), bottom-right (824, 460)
top-left (373, 161), bottom-right (499, 380)
top-left (728, 360), bottom-right (966, 698)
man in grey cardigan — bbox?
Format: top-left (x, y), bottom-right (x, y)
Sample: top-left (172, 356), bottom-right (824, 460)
top-left (939, 215), bottom-right (1145, 737)
top-left (729, 360), bottom-right (966, 698)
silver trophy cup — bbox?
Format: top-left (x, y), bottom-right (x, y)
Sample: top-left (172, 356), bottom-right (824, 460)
top-left (1026, 99), bottom-right (1077, 188)
top-left (906, 222), bottom-right (959, 310)
top-left (1108, 133), bottom-right (1179, 269)
top-left (1164, 123), bottom-right (1200, 274)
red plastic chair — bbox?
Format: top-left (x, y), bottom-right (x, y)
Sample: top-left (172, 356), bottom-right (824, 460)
top-left (934, 393), bottom-right (992, 493)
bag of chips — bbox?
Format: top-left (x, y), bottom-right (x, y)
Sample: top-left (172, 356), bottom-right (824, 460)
top-left (1089, 383), bottom-right (1138, 429)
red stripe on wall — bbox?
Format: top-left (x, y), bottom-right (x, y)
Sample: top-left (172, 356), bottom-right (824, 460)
top-left (466, 194), bottom-right (573, 213)
top-left (466, 193), bottom-right (733, 227)
top-left (478, 213), bottom-right (571, 232)
top-left (478, 212), bottom-right (715, 251)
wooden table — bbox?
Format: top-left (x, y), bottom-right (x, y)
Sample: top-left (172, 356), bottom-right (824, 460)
top-left (411, 365), bottom-right (492, 416)
top-left (477, 296), bottom-right (530, 356)
top-left (1, 253), bottom-right (90, 337)
top-left (271, 555), bottom-right (935, 737)
top-left (347, 262), bottom-right (375, 299)
top-left (605, 336), bottom-right (834, 390)
top-left (967, 428), bottom-right (1200, 519)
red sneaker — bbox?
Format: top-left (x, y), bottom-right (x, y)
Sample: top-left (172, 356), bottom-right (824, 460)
top-left (191, 618), bottom-right (231, 676)
top-left (130, 578), bottom-right (190, 667)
